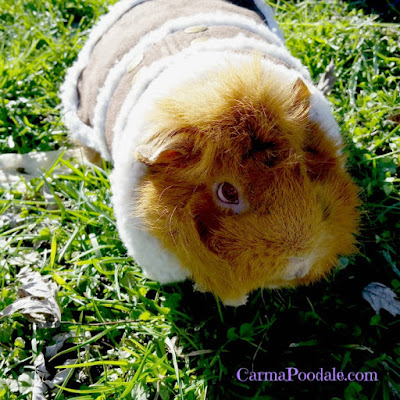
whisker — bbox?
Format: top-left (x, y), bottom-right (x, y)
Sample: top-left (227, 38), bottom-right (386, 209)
top-left (158, 185), bottom-right (174, 205)
top-left (169, 202), bottom-right (182, 247)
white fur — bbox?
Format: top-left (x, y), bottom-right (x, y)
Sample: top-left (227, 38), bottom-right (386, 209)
top-left (223, 294), bottom-right (249, 307)
top-left (110, 163), bottom-right (190, 283)
top-left (309, 93), bottom-right (342, 145)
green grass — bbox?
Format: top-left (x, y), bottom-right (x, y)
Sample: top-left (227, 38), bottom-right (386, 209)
top-left (0, 0), bottom-right (400, 399)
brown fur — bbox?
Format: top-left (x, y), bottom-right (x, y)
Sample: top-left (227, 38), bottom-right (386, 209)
top-left (135, 59), bottom-right (360, 303)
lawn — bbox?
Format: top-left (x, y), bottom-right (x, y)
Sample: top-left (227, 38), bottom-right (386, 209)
top-left (0, 0), bottom-right (399, 399)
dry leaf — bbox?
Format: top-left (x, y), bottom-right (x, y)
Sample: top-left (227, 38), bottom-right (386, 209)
top-left (317, 60), bottom-right (337, 95)
top-left (44, 359), bottom-right (78, 390)
top-left (388, 112), bottom-right (400, 125)
top-left (45, 332), bottom-right (74, 358)
top-left (0, 267), bottom-right (61, 328)
top-left (34, 353), bottom-right (50, 380)
top-left (32, 373), bottom-right (46, 400)
top-left (362, 282), bottom-right (400, 316)
top-left (32, 353), bottom-right (48, 400)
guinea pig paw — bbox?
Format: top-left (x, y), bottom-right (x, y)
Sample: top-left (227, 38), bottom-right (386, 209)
top-left (222, 295), bottom-right (248, 307)
top-left (193, 282), bottom-right (208, 293)
top-left (284, 257), bottom-right (313, 280)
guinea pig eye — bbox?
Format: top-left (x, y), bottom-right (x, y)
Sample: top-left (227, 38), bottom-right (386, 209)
top-left (214, 182), bottom-right (246, 214)
top-left (217, 182), bottom-right (239, 204)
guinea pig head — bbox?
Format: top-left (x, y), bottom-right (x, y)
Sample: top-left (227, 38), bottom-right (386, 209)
top-left (135, 60), bottom-right (360, 306)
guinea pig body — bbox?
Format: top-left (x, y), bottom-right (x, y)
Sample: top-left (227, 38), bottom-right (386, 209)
top-left (61, 0), bottom-right (360, 305)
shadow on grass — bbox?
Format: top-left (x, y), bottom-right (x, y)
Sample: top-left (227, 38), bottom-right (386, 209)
top-left (161, 255), bottom-right (397, 399)
top-left (344, 0), bottom-right (399, 22)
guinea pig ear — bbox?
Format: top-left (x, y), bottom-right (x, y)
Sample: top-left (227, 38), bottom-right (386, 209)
top-left (292, 78), bottom-right (311, 108)
top-left (135, 134), bottom-right (192, 166)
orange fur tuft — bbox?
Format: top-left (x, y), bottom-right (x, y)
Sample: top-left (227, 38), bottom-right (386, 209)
top-left (135, 59), bottom-right (360, 303)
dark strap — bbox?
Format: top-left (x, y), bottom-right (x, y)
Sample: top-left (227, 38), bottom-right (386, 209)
top-left (229, 0), bottom-right (267, 23)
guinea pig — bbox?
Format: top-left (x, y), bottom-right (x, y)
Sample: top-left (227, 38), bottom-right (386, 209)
top-left (61, 0), bottom-right (360, 306)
